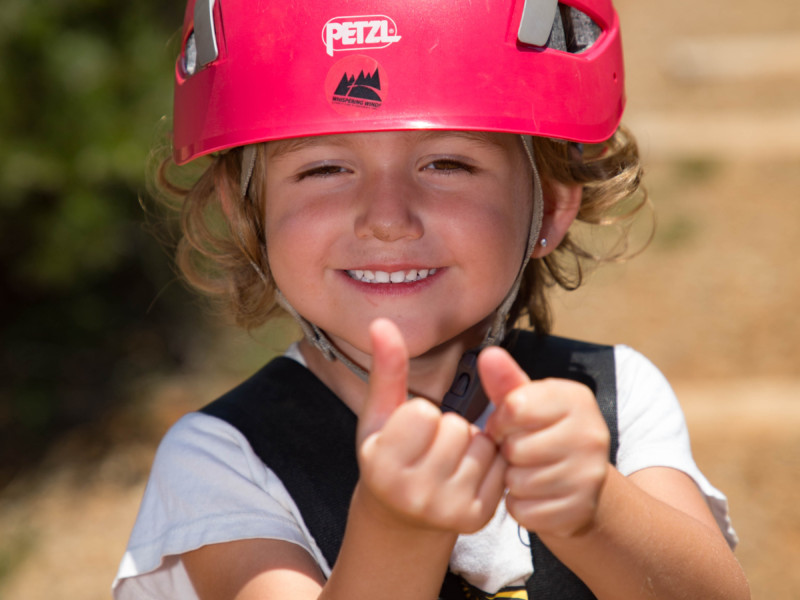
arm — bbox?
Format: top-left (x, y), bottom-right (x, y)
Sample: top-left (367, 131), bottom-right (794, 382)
top-left (480, 346), bottom-right (750, 600)
top-left (184, 484), bottom-right (461, 600)
top-left (184, 319), bottom-right (506, 599)
top-left (183, 489), bottom-right (459, 600)
top-left (541, 466), bottom-right (749, 599)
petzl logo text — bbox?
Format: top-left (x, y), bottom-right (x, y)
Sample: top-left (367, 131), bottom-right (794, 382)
top-left (322, 16), bottom-right (401, 57)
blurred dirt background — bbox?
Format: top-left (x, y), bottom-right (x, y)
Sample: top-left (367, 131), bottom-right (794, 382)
top-left (0, 0), bottom-right (798, 598)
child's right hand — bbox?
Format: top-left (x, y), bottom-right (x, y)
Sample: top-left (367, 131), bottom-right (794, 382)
top-left (355, 318), bottom-right (506, 534)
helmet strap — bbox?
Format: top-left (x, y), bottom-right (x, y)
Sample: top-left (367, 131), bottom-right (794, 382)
top-left (274, 289), bottom-right (371, 383)
top-left (240, 145), bottom-right (258, 199)
top-left (483, 135), bottom-right (543, 346)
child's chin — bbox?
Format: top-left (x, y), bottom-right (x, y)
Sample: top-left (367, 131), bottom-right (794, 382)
top-left (404, 327), bottom-right (487, 360)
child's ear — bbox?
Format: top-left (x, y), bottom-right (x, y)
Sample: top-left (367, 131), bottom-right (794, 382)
top-left (532, 176), bottom-right (582, 258)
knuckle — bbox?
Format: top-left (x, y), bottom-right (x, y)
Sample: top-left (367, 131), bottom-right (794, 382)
top-left (506, 495), bottom-right (540, 528)
top-left (440, 411), bottom-right (470, 438)
top-left (504, 466), bottom-right (530, 495)
top-left (404, 397), bottom-right (439, 421)
top-left (505, 386), bottom-right (533, 416)
top-left (460, 509), bottom-right (493, 534)
top-left (500, 439), bottom-right (520, 463)
top-left (426, 499), bottom-right (462, 529)
top-left (588, 461), bottom-right (610, 487)
top-left (363, 464), bottom-right (397, 499)
top-left (583, 425), bottom-right (610, 454)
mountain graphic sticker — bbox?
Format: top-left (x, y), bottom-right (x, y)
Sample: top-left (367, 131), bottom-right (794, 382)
top-left (325, 55), bottom-right (387, 117)
top-left (333, 68), bottom-right (382, 101)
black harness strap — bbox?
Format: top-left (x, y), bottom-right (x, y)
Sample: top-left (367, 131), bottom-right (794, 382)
top-left (508, 333), bottom-right (618, 464)
top-left (201, 357), bottom-right (359, 568)
top-left (510, 333), bottom-right (618, 600)
top-left (200, 332), bottom-right (617, 599)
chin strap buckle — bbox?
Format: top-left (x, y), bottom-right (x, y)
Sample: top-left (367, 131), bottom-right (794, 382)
top-left (441, 350), bottom-right (490, 422)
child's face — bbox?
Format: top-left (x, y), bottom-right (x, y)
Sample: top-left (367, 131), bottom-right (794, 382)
top-left (263, 130), bottom-right (533, 362)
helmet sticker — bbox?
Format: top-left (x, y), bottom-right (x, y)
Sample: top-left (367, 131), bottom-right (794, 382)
top-left (322, 16), bottom-right (401, 57)
top-left (324, 55), bottom-right (387, 117)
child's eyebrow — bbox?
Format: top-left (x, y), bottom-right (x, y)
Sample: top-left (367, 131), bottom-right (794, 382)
top-left (267, 130), bottom-right (502, 161)
top-left (416, 130), bottom-right (498, 147)
top-left (267, 136), bottom-right (326, 160)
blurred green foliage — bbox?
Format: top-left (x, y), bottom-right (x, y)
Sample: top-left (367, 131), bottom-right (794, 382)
top-left (0, 1), bottom-right (200, 482)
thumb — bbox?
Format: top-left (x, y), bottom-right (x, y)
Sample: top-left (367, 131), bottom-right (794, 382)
top-left (478, 346), bottom-right (530, 443)
top-left (477, 346), bottom-right (530, 407)
top-left (357, 318), bottom-right (410, 444)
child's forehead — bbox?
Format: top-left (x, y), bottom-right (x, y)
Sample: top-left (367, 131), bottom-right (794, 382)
top-left (266, 130), bottom-right (514, 159)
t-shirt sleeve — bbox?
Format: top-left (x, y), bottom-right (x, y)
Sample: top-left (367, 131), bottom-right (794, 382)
top-left (113, 412), bottom-right (329, 599)
top-left (614, 345), bottom-right (738, 548)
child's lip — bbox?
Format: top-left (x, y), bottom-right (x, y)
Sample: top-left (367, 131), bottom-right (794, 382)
top-left (344, 267), bottom-right (439, 284)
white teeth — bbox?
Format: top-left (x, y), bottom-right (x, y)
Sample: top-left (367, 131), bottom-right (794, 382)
top-left (347, 268), bottom-right (438, 284)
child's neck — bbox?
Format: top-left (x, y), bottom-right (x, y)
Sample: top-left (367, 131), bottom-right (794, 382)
top-left (298, 327), bottom-right (487, 418)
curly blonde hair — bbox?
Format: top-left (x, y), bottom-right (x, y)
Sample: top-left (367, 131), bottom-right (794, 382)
top-left (151, 126), bottom-right (648, 335)
top-left (513, 127), bottom-right (649, 332)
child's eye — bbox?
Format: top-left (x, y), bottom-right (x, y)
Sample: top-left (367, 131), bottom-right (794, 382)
top-left (423, 159), bottom-right (476, 175)
top-left (295, 164), bottom-right (349, 180)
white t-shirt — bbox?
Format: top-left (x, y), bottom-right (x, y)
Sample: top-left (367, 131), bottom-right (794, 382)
top-left (113, 345), bottom-right (736, 599)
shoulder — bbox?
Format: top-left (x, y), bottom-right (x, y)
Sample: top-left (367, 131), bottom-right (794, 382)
top-left (150, 411), bottom-right (272, 488)
top-left (157, 409), bottom-right (250, 457)
top-left (611, 345), bottom-right (688, 470)
top-left (612, 345), bottom-right (738, 546)
top-left (613, 344), bottom-right (673, 397)
top-left (115, 412), bottom-right (327, 591)
top-left (612, 344), bottom-right (686, 460)
top-left (133, 411), bottom-right (310, 544)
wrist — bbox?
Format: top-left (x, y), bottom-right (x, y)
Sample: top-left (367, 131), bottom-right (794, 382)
top-left (322, 483), bottom-right (459, 599)
top-left (351, 482), bottom-right (460, 543)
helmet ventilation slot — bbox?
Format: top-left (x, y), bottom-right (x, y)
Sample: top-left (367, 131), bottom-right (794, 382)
top-left (548, 4), bottom-right (602, 53)
top-left (518, 0), bottom-right (602, 53)
top-left (182, 32), bottom-right (198, 76)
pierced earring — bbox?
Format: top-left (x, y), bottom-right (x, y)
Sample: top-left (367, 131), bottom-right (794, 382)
top-left (539, 238), bottom-right (548, 248)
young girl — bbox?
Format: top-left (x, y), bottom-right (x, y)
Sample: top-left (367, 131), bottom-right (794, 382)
top-left (114, 1), bottom-right (749, 598)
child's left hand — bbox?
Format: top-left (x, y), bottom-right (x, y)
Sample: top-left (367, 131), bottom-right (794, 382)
top-left (480, 346), bottom-right (610, 538)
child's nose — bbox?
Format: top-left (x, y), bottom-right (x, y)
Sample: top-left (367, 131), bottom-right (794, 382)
top-left (353, 172), bottom-right (424, 242)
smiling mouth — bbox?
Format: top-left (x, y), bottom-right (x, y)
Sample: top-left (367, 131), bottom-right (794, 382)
top-left (346, 268), bottom-right (439, 284)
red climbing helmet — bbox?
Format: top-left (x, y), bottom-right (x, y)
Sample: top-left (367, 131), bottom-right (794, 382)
top-left (172, 0), bottom-right (625, 164)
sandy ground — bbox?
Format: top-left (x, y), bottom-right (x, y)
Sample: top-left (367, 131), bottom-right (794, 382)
top-left (1, 0), bottom-right (799, 598)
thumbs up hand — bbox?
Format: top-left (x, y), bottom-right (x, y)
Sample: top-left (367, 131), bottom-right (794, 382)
top-left (480, 346), bottom-right (610, 538)
top-left (356, 319), bottom-right (506, 534)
